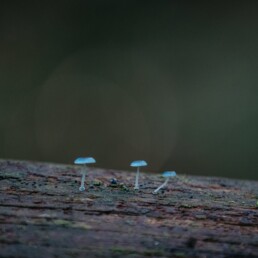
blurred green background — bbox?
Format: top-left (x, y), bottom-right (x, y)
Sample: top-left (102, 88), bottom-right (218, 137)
top-left (0, 1), bottom-right (257, 179)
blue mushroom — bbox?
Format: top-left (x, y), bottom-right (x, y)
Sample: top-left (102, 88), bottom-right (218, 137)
top-left (74, 157), bottom-right (96, 191)
top-left (153, 171), bottom-right (176, 194)
top-left (130, 160), bottom-right (147, 190)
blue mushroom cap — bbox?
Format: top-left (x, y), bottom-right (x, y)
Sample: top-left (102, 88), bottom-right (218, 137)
top-left (130, 160), bottom-right (147, 167)
top-left (162, 171), bottom-right (176, 178)
top-left (74, 157), bottom-right (96, 164)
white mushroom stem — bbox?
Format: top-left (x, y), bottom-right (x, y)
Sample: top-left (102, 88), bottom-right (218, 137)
top-left (79, 166), bottom-right (87, 191)
top-left (134, 166), bottom-right (140, 190)
top-left (153, 178), bottom-right (170, 194)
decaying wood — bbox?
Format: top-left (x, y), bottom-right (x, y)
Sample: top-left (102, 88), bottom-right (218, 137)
top-left (0, 160), bottom-right (258, 258)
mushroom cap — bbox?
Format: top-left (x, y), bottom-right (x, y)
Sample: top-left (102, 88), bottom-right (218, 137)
top-left (162, 171), bottom-right (176, 178)
top-left (74, 157), bottom-right (96, 164)
top-left (130, 160), bottom-right (147, 167)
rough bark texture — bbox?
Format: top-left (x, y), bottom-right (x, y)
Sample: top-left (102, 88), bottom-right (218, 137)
top-left (0, 160), bottom-right (258, 258)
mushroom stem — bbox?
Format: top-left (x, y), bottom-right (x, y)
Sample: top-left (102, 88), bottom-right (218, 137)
top-left (134, 166), bottom-right (140, 190)
top-left (79, 167), bottom-right (86, 191)
top-left (153, 178), bottom-right (169, 194)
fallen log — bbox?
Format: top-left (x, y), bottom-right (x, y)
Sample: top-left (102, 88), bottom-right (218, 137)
top-left (0, 160), bottom-right (258, 258)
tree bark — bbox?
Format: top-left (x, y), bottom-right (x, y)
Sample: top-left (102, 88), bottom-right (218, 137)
top-left (0, 160), bottom-right (258, 258)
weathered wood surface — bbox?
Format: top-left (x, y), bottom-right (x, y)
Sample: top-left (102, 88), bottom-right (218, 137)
top-left (0, 160), bottom-right (258, 258)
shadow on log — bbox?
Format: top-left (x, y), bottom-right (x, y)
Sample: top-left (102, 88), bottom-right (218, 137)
top-left (0, 160), bottom-right (258, 257)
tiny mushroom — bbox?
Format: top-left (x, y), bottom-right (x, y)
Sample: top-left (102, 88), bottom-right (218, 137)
top-left (74, 157), bottom-right (96, 191)
top-left (110, 178), bottom-right (117, 185)
top-left (153, 171), bottom-right (176, 194)
top-left (130, 160), bottom-right (147, 190)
